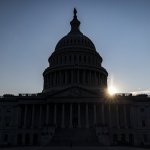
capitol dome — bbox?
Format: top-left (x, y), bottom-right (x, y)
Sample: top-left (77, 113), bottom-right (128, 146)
top-left (55, 34), bottom-right (96, 51)
top-left (55, 8), bottom-right (95, 51)
top-left (43, 9), bottom-right (108, 95)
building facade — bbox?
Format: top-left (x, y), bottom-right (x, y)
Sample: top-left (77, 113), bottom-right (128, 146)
top-left (0, 9), bottom-right (150, 147)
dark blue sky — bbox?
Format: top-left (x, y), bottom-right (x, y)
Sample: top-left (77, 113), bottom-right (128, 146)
top-left (0, 0), bottom-right (150, 95)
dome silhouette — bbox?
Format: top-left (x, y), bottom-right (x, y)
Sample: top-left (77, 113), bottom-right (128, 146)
top-left (43, 8), bottom-right (108, 94)
top-left (55, 34), bottom-right (96, 51)
top-left (55, 8), bottom-right (96, 51)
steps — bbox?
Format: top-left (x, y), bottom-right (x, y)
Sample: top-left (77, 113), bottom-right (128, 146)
top-left (49, 128), bottom-right (100, 146)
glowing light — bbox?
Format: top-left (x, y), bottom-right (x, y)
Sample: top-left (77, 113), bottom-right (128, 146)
top-left (107, 76), bottom-right (119, 96)
top-left (108, 85), bottom-right (118, 96)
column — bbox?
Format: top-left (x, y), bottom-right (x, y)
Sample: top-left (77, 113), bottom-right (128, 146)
top-left (134, 106), bottom-right (139, 128)
top-left (58, 71), bottom-right (61, 85)
top-left (94, 104), bottom-right (96, 125)
top-left (46, 104), bottom-right (49, 125)
top-left (24, 104), bottom-right (27, 128)
top-left (86, 103), bottom-right (89, 128)
top-left (51, 73), bottom-right (53, 86)
top-left (99, 74), bottom-right (102, 86)
top-left (47, 75), bottom-right (49, 88)
top-left (39, 105), bottom-right (42, 128)
top-left (101, 103), bottom-right (105, 125)
top-left (31, 104), bottom-right (35, 128)
top-left (69, 103), bottom-right (72, 128)
top-left (77, 69), bottom-right (79, 84)
top-left (89, 71), bottom-right (91, 86)
top-left (17, 105), bottom-right (21, 127)
top-left (83, 70), bottom-right (85, 85)
top-left (55, 72), bottom-right (57, 85)
top-left (49, 74), bottom-right (51, 88)
top-left (123, 104), bottom-right (127, 128)
top-left (54, 72), bottom-right (56, 86)
top-left (71, 70), bottom-right (73, 84)
top-left (65, 71), bottom-right (67, 84)
top-left (109, 104), bottom-right (112, 128)
top-left (59, 72), bottom-right (62, 85)
top-left (116, 104), bottom-right (120, 128)
top-left (61, 104), bottom-right (65, 128)
top-left (54, 104), bottom-right (57, 126)
top-left (78, 103), bottom-right (81, 128)
top-left (98, 73), bottom-right (100, 85)
top-left (94, 72), bottom-right (97, 85)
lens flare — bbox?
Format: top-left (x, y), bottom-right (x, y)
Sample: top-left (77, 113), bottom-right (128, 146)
top-left (108, 85), bottom-right (118, 96)
top-left (107, 76), bottom-right (119, 96)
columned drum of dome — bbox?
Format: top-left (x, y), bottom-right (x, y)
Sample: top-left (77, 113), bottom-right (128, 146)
top-left (43, 9), bottom-right (108, 95)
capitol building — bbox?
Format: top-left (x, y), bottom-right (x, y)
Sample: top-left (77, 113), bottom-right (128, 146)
top-left (0, 9), bottom-right (150, 147)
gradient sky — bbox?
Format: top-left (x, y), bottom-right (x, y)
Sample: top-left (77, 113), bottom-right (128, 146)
top-left (0, 0), bottom-right (150, 95)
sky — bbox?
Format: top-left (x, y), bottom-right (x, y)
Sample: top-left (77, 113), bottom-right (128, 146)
top-left (0, 0), bottom-right (150, 95)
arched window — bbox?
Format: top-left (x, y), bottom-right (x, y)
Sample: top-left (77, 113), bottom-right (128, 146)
top-left (33, 134), bottom-right (38, 145)
top-left (25, 134), bottom-right (30, 145)
top-left (121, 134), bottom-right (126, 144)
top-left (4, 134), bottom-right (8, 143)
top-left (143, 134), bottom-right (148, 143)
top-left (17, 134), bottom-right (22, 145)
top-left (113, 134), bottom-right (118, 144)
top-left (129, 134), bottom-right (134, 145)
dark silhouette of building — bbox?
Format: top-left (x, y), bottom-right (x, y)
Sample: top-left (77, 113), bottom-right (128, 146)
top-left (0, 9), bottom-right (150, 147)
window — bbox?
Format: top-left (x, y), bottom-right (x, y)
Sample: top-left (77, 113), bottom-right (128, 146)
top-left (113, 134), bottom-right (118, 144)
top-left (84, 56), bottom-right (86, 63)
top-left (33, 134), bottom-right (38, 145)
top-left (74, 55), bottom-right (77, 63)
top-left (68, 71), bottom-right (71, 84)
top-left (17, 134), bottom-right (22, 145)
top-left (4, 134), bottom-right (8, 143)
top-left (64, 56), bottom-right (67, 64)
top-left (56, 56), bottom-right (58, 64)
top-left (79, 56), bottom-right (81, 62)
top-left (69, 55), bottom-right (72, 63)
top-left (129, 134), bottom-right (134, 145)
top-left (5, 116), bottom-right (10, 127)
top-left (88, 56), bottom-right (91, 64)
top-left (60, 56), bottom-right (62, 64)
top-left (143, 134), bottom-right (148, 143)
top-left (142, 120), bottom-right (146, 127)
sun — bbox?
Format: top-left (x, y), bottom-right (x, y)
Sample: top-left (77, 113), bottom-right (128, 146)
top-left (108, 85), bottom-right (118, 96)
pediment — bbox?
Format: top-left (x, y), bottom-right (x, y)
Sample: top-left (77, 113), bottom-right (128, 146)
top-left (49, 86), bottom-right (99, 98)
